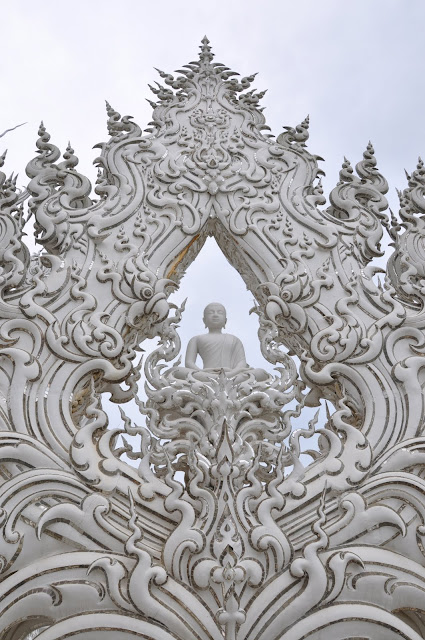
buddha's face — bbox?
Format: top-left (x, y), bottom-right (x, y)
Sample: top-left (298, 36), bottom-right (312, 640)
top-left (203, 303), bottom-right (226, 330)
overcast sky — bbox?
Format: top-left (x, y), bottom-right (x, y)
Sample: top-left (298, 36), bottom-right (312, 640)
top-left (2, 0), bottom-right (425, 381)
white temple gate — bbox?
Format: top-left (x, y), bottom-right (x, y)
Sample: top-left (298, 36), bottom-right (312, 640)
top-left (1, 38), bottom-right (425, 639)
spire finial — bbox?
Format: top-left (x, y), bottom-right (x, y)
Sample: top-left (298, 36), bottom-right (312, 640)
top-left (199, 35), bottom-right (214, 65)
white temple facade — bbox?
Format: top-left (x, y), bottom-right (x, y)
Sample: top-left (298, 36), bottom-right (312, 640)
top-left (1, 38), bottom-right (425, 639)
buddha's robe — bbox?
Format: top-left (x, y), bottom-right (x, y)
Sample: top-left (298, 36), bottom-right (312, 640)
top-left (186, 333), bottom-right (247, 370)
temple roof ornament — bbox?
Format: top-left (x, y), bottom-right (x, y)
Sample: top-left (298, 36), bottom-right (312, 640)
top-left (1, 38), bottom-right (425, 639)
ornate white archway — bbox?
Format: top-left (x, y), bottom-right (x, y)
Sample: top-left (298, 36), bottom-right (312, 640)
top-left (1, 38), bottom-right (425, 639)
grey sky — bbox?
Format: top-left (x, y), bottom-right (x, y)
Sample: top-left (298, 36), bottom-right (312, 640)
top-left (2, 0), bottom-right (425, 372)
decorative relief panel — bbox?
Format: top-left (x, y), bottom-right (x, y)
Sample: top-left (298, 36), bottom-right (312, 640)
top-left (1, 38), bottom-right (425, 639)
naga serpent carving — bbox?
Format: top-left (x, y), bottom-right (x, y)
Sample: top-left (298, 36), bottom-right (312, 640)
top-left (1, 37), bottom-right (425, 639)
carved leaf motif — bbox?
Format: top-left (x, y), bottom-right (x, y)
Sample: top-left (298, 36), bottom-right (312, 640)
top-left (1, 38), bottom-right (425, 639)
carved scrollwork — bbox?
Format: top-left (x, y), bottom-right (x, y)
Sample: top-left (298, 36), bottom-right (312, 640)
top-left (2, 37), bottom-right (425, 639)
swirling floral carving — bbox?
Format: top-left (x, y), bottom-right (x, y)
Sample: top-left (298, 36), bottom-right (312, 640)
top-left (1, 37), bottom-right (425, 640)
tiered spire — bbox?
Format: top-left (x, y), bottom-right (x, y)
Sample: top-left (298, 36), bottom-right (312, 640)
top-left (198, 35), bottom-right (214, 66)
top-left (143, 37), bottom-right (264, 110)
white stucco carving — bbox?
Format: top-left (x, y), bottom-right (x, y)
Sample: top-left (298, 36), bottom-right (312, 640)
top-left (1, 37), bottom-right (425, 639)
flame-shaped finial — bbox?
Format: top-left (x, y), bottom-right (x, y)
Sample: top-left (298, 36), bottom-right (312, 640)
top-left (199, 36), bottom-right (214, 65)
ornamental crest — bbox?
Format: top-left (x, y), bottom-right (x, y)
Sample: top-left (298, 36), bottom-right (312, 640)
top-left (1, 38), bottom-right (425, 640)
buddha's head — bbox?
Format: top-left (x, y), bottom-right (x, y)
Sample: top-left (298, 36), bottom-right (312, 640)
top-left (203, 302), bottom-right (227, 330)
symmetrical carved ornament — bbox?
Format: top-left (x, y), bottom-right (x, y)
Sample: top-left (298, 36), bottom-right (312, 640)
top-left (2, 38), bottom-right (425, 639)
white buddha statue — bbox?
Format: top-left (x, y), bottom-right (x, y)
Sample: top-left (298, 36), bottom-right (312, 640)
top-left (185, 302), bottom-right (248, 374)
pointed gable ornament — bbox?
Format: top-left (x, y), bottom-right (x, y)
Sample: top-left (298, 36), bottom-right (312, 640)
top-left (1, 39), bottom-right (425, 639)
